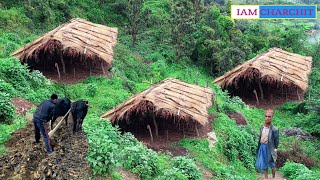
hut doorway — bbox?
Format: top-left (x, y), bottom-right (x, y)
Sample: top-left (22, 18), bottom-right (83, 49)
top-left (25, 40), bottom-right (110, 83)
top-left (214, 48), bottom-right (312, 108)
top-left (226, 71), bottom-right (304, 108)
top-left (115, 101), bottom-right (212, 150)
top-left (11, 18), bottom-right (118, 83)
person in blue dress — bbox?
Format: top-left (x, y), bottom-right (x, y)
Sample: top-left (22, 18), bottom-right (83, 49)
top-left (256, 109), bottom-right (279, 179)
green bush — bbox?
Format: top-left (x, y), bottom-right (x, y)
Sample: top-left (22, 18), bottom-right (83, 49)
top-left (0, 79), bottom-right (16, 97)
top-left (214, 113), bottom-right (257, 171)
top-left (0, 8), bottom-right (31, 35)
top-left (280, 162), bottom-right (320, 180)
top-left (0, 92), bottom-right (15, 124)
top-left (151, 59), bottom-right (167, 82)
top-left (0, 57), bottom-right (52, 102)
top-left (281, 102), bottom-right (308, 114)
top-left (85, 117), bottom-right (120, 175)
top-left (155, 168), bottom-right (188, 180)
top-left (226, 96), bottom-right (248, 109)
top-left (119, 137), bottom-right (161, 179)
top-left (222, 103), bottom-right (236, 113)
top-left (0, 57), bottom-right (31, 93)
top-left (86, 83), bottom-right (97, 97)
top-left (172, 156), bottom-right (203, 180)
top-left (281, 102), bottom-right (299, 112)
top-left (84, 115), bottom-right (204, 179)
top-left (113, 44), bottom-right (152, 82)
top-left (27, 70), bottom-right (48, 88)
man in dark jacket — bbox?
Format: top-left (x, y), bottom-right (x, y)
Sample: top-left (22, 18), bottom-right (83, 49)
top-left (256, 109), bottom-right (279, 179)
top-left (33, 94), bottom-right (58, 155)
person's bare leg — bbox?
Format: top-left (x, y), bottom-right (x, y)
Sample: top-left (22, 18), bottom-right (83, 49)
top-left (264, 169), bottom-right (268, 179)
top-left (272, 167), bottom-right (276, 178)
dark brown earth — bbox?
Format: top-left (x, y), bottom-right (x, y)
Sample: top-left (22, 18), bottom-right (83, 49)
top-left (277, 150), bottom-right (316, 169)
top-left (227, 112), bottom-right (248, 125)
top-left (134, 115), bottom-right (215, 153)
top-left (0, 116), bottom-right (90, 179)
top-left (241, 94), bottom-right (302, 110)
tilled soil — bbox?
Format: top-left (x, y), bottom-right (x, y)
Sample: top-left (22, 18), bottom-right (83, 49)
top-left (0, 117), bottom-right (90, 180)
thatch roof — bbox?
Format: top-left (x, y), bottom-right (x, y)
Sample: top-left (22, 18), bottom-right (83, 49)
top-left (214, 48), bottom-right (312, 92)
top-left (101, 78), bottom-right (214, 126)
top-left (11, 18), bottom-right (118, 67)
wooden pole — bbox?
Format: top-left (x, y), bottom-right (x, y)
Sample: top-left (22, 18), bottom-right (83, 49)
top-left (258, 78), bottom-right (264, 100)
top-left (253, 89), bottom-right (259, 105)
top-left (152, 111), bottom-right (158, 137)
top-left (60, 52), bottom-right (66, 74)
top-left (55, 63), bottom-right (61, 80)
top-left (49, 109), bottom-right (71, 138)
top-left (183, 124), bottom-right (185, 138)
top-left (101, 62), bottom-right (106, 75)
top-left (195, 125), bottom-right (199, 137)
top-left (297, 87), bottom-right (301, 101)
top-left (147, 125), bottom-right (153, 143)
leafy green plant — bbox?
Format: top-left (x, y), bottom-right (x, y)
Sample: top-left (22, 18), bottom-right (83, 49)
top-left (280, 162), bottom-right (320, 180)
top-left (0, 79), bottom-right (16, 97)
top-left (119, 139), bottom-right (161, 179)
top-left (0, 92), bottom-right (15, 124)
top-left (214, 113), bottom-right (256, 171)
top-left (280, 102), bottom-right (308, 114)
top-left (86, 83), bottom-right (97, 97)
top-left (155, 168), bottom-right (188, 180)
top-left (85, 117), bottom-right (120, 175)
top-left (172, 156), bottom-right (203, 180)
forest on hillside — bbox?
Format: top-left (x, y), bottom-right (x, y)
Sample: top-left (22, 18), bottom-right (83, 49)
top-left (0, 0), bottom-right (320, 179)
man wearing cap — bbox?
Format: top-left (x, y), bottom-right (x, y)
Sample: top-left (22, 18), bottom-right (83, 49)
top-left (33, 94), bottom-right (58, 155)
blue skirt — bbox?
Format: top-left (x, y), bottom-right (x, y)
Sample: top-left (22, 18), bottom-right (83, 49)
top-left (256, 144), bottom-right (275, 172)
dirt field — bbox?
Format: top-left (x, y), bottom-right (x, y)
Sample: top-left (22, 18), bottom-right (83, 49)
top-left (0, 116), bottom-right (90, 179)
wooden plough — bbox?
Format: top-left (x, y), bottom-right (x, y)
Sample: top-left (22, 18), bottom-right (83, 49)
top-left (49, 109), bottom-right (71, 138)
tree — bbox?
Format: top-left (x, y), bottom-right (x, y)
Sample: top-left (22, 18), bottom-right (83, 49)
top-left (127, 0), bottom-right (144, 47)
top-left (170, 0), bottom-right (196, 60)
top-left (192, 0), bottom-right (205, 23)
top-left (191, 5), bottom-right (251, 76)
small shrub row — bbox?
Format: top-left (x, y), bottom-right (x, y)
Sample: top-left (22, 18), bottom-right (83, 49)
top-left (83, 116), bottom-right (203, 179)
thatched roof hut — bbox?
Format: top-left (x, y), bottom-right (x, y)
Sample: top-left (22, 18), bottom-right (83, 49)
top-left (214, 48), bottom-right (312, 106)
top-left (11, 18), bottom-right (118, 81)
top-left (101, 78), bottom-right (214, 136)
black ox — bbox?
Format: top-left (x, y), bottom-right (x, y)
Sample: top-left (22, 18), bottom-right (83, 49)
top-left (51, 97), bottom-right (71, 129)
top-left (51, 98), bottom-right (88, 134)
top-left (71, 100), bottom-right (89, 133)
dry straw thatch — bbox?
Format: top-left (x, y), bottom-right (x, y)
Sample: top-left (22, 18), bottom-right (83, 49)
top-left (11, 18), bottom-right (118, 68)
top-left (101, 78), bottom-right (214, 126)
top-left (214, 48), bottom-right (312, 92)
